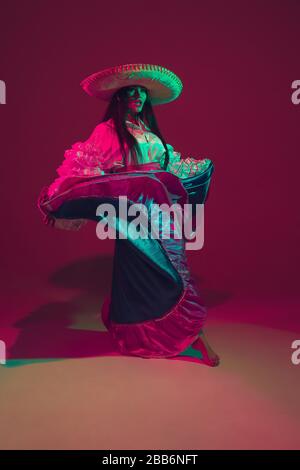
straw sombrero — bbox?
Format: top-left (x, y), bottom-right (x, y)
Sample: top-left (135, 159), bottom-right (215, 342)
top-left (80, 63), bottom-right (183, 105)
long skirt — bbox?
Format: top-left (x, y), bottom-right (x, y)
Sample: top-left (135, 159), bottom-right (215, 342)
top-left (37, 168), bottom-right (210, 358)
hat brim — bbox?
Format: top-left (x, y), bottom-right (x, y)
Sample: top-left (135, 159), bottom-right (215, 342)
top-left (80, 63), bottom-right (183, 105)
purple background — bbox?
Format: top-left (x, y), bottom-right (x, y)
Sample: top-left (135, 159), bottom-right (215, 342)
top-left (0, 0), bottom-right (299, 321)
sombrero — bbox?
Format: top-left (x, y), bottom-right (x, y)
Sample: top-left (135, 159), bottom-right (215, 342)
top-left (80, 63), bottom-right (183, 105)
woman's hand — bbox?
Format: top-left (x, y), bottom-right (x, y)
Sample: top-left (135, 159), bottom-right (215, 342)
top-left (53, 218), bottom-right (88, 231)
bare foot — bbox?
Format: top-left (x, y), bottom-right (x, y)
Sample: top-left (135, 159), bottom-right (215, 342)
top-left (191, 330), bottom-right (220, 367)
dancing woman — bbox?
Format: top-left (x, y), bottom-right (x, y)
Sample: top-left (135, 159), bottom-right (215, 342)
top-left (37, 63), bottom-right (220, 366)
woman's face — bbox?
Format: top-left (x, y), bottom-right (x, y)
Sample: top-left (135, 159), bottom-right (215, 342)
top-left (125, 85), bottom-right (148, 114)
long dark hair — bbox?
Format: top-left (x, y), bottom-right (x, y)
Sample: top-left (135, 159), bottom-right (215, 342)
top-left (101, 86), bottom-right (170, 170)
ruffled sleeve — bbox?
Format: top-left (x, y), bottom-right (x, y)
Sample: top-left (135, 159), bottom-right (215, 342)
top-left (160, 144), bottom-right (212, 179)
top-left (56, 141), bottom-right (105, 178)
top-left (47, 122), bottom-right (123, 197)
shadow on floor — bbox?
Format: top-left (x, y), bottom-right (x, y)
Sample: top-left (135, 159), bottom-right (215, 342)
top-left (6, 255), bottom-right (229, 367)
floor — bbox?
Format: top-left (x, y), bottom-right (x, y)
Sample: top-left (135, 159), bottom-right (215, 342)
top-left (0, 277), bottom-right (299, 450)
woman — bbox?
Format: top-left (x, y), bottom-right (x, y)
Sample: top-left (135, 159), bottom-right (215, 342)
top-left (38, 63), bottom-right (220, 366)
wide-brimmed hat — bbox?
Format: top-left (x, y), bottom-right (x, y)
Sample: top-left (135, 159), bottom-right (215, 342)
top-left (80, 63), bottom-right (183, 105)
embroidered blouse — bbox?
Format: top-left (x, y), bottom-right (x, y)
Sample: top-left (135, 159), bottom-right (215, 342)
top-left (47, 117), bottom-right (212, 197)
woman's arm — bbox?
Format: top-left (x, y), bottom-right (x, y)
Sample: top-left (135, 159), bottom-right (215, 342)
top-left (47, 122), bottom-right (119, 197)
top-left (160, 144), bottom-right (212, 179)
top-left (37, 122), bottom-right (123, 230)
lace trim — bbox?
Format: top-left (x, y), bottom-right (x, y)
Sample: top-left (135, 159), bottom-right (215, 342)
top-left (57, 141), bottom-right (105, 177)
top-left (161, 145), bottom-right (212, 178)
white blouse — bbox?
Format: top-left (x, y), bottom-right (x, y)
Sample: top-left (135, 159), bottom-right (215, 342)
top-left (47, 116), bottom-right (212, 197)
